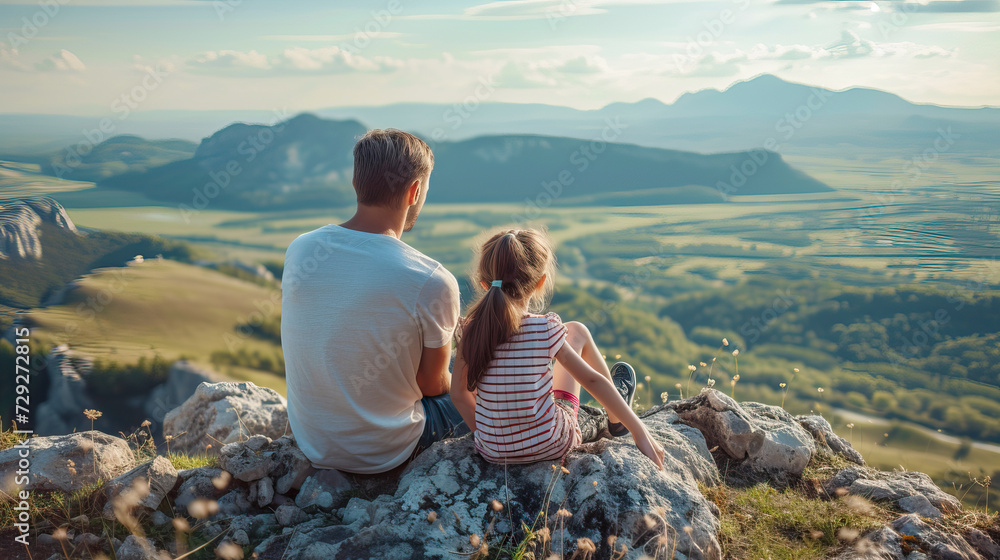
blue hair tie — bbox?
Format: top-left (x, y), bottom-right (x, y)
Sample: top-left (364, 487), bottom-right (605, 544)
top-left (491, 280), bottom-right (502, 288)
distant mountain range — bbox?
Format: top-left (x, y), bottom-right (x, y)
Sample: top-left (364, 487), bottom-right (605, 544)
top-left (316, 74), bottom-right (999, 154)
top-left (96, 113), bottom-right (830, 210)
top-left (1, 74), bottom-right (995, 156)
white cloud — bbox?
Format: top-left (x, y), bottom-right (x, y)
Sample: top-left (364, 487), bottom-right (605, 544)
top-left (192, 49), bottom-right (271, 70)
top-left (0, 42), bottom-right (27, 70)
top-left (260, 32), bottom-right (404, 42)
top-left (401, 0), bottom-right (683, 21)
top-left (186, 47), bottom-right (403, 75)
top-left (672, 33), bottom-right (956, 77)
top-left (34, 49), bottom-right (86, 72)
top-left (910, 21), bottom-right (1000, 32)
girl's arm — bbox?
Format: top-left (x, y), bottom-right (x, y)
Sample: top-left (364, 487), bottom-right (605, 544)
top-left (449, 348), bottom-right (478, 433)
top-left (554, 344), bottom-right (665, 470)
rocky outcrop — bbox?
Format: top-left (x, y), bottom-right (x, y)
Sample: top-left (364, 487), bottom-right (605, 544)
top-left (162, 381), bottom-right (288, 456)
top-left (0, 196), bottom-right (79, 260)
top-left (658, 389), bottom-right (817, 483)
top-left (823, 465), bottom-right (963, 514)
top-left (839, 513), bottom-right (993, 560)
top-left (34, 345), bottom-right (97, 436)
top-left (258, 405), bottom-right (723, 560)
top-left (0, 431), bottom-right (135, 493)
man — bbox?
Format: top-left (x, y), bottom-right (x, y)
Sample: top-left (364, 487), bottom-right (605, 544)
top-left (281, 129), bottom-right (468, 474)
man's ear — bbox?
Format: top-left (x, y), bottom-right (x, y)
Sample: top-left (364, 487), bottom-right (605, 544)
top-left (534, 274), bottom-right (547, 292)
top-left (406, 179), bottom-right (421, 206)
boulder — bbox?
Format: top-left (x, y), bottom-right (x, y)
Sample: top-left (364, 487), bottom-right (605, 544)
top-left (898, 494), bottom-right (942, 519)
top-left (174, 467), bottom-right (229, 515)
top-left (662, 389), bottom-right (815, 481)
top-left (162, 381), bottom-right (288, 456)
top-left (256, 476), bottom-right (275, 508)
top-left (0, 197), bottom-right (78, 261)
top-left (838, 526), bottom-right (905, 560)
top-left (115, 535), bottom-right (161, 560)
top-left (102, 456), bottom-right (178, 521)
top-left (823, 467), bottom-right (963, 513)
top-left (0, 431), bottom-right (135, 493)
top-left (270, 436), bottom-right (313, 494)
top-left (220, 437), bottom-right (275, 482)
top-left (796, 414), bottom-right (866, 465)
top-left (256, 404), bottom-right (723, 560)
top-left (964, 529), bottom-right (1000, 559)
top-left (144, 360), bottom-right (224, 426)
top-left (275, 504), bottom-right (309, 526)
top-left (229, 513), bottom-right (282, 542)
top-left (891, 514), bottom-right (983, 560)
top-left (295, 469), bottom-right (352, 512)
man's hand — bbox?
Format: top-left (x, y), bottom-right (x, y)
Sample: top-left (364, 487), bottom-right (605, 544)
top-left (415, 344), bottom-right (452, 397)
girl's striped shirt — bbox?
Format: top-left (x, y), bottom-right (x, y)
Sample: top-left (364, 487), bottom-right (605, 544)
top-left (473, 312), bottom-right (582, 463)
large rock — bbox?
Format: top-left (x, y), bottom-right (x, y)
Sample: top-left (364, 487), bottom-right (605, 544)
top-left (162, 381), bottom-right (288, 456)
top-left (891, 514), bottom-right (983, 560)
top-left (102, 456), bottom-right (178, 521)
top-left (663, 389), bottom-right (816, 481)
top-left (796, 414), bottom-right (866, 465)
top-left (294, 469), bottom-right (352, 512)
top-left (256, 405), bottom-right (723, 560)
top-left (0, 431), bottom-right (135, 493)
top-left (144, 360), bottom-right (223, 426)
top-left (174, 466), bottom-right (230, 515)
top-left (823, 466), bottom-right (963, 514)
top-left (115, 534), bottom-right (163, 560)
top-left (965, 529), bottom-right (1000, 559)
top-left (0, 197), bottom-right (78, 261)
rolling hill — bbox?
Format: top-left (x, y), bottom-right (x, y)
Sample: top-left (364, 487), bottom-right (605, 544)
top-left (99, 113), bottom-right (831, 210)
top-left (0, 197), bottom-right (194, 310)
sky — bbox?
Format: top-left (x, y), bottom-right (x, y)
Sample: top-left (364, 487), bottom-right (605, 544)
top-left (1, 0), bottom-right (998, 116)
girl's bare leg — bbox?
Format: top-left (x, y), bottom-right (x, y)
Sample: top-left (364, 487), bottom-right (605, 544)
top-left (551, 321), bottom-right (622, 425)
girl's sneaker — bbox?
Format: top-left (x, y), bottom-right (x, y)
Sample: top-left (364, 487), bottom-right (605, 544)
top-left (609, 362), bottom-right (636, 437)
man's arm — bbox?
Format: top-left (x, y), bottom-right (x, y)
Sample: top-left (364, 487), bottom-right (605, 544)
top-left (414, 267), bottom-right (460, 397)
top-left (415, 344), bottom-right (452, 397)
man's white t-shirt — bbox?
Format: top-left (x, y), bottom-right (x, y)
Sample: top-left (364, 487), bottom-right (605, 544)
top-left (281, 225), bottom-right (460, 474)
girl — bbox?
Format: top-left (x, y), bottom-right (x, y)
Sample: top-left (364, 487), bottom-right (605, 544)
top-left (450, 228), bottom-right (665, 469)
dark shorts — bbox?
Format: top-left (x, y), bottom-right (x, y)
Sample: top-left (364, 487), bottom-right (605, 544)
top-left (411, 393), bottom-right (470, 458)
